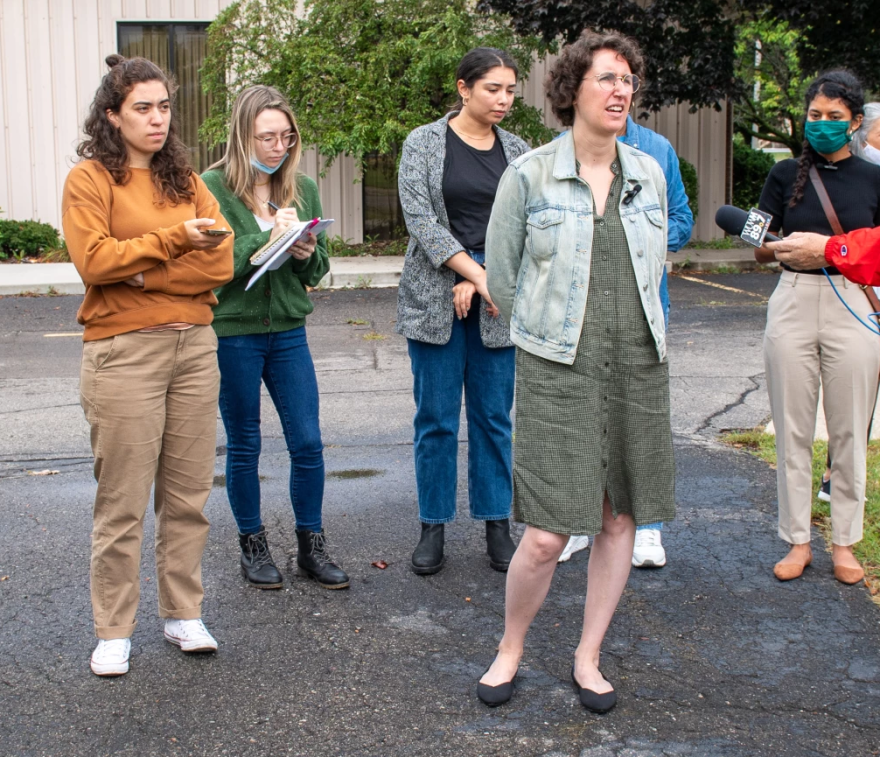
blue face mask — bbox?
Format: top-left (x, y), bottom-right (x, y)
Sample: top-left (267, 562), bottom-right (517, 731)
top-left (804, 120), bottom-right (852, 155)
top-left (250, 152), bottom-right (288, 175)
top-left (862, 143), bottom-right (880, 166)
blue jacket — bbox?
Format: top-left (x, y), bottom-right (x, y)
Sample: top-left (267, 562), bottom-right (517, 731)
top-left (617, 116), bottom-right (693, 252)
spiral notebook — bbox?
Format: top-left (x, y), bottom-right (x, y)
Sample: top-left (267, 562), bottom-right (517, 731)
top-left (245, 217), bottom-right (335, 291)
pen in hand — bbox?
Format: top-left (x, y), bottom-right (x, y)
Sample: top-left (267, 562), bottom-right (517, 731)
top-left (267, 200), bottom-right (280, 212)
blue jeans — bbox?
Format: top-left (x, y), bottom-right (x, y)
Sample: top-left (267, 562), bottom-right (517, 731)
top-left (217, 327), bottom-right (324, 534)
top-left (638, 266), bottom-right (670, 534)
top-left (407, 296), bottom-right (515, 524)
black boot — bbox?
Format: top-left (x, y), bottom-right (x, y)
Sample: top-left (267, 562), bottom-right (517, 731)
top-left (411, 523), bottom-right (444, 575)
top-left (486, 519), bottom-right (516, 572)
top-left (295, 529), bottom-right (350, 589)
top-left (239, 527), bottom-right (283, 589)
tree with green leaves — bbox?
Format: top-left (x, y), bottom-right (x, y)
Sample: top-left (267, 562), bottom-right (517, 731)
top-left (733, 19), bottom-right (808, 156)
top-left (481, 0), bottom-right (880, 122)
top-left (738, 0), bottom-right (880, 93)
top-left (200, 0), bottom-right (556, 166)
top-left (478, 0), bottom-right (743, 115)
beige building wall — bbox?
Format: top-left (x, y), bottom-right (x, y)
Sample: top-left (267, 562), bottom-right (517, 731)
top-left (0, 1), bottom-right (725, 245)
top-left (0, 0), bottom-right (362, 242)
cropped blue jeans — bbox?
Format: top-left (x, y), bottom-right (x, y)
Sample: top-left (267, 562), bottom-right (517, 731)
top-left (407, 293), bottom-right (515, 524)
top-left (217, 327), bottom-right (324, 534)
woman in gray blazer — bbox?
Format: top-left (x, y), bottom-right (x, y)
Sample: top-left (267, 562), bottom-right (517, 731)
top-left (396, 48), bottom-right (529, 576)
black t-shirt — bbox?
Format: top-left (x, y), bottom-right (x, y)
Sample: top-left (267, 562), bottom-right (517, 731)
top-left (442, 125), bottom-right (509, 253)
top-left (759, 155), bottom-right (880, 274)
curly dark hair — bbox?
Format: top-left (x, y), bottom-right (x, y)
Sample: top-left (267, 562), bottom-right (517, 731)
top-left (545, 29), bottom-right (645, 128)
top-left (790, 70), bottom-right (865, 208)
top-left (76, 54), bottom-right (194, 205)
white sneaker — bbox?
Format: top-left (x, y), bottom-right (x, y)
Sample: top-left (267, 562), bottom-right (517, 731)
top-left (90, 638), bottom-right (131, 676)
top-left (632, 529), bottom-right (666, 568)
top-left (558, 534), bottom-right (591, 563)
top-left (163, 619), bottom-right (218, 652)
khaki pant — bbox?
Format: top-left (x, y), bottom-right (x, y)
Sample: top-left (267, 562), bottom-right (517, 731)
top-left (80, 326), bottom-right (220, 639)
top-left (764, 271), bottom-right (880, 547)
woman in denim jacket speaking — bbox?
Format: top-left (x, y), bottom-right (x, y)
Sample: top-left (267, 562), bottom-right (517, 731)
top-left (478, 31), bottom-right (675, 712)
top-left (396, 48), bottom-right (529, 576)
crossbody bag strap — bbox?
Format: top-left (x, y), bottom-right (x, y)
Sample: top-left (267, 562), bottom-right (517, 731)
top-left (808, 165), bottom-right (845, 235)
top-left (809, 164), bottom-right (880, 324)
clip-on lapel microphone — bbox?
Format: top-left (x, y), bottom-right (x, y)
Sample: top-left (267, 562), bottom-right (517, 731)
top-left (622, 184), bottom-right (642, 205)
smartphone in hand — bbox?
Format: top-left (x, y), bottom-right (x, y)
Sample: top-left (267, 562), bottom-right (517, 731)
top-left (201, 228), bottom-right (233, 236)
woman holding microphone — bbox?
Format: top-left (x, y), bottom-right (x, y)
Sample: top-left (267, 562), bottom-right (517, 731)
top-left (63, 55), bottom-right (234, 676)
top-left (396, 48), bottom-right (529, 575)
top-left (202, 85), bottom-right (348, 591)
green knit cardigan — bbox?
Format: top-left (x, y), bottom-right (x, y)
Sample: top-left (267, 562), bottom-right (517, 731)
top-left (201, 170), bottom-right (330, 338)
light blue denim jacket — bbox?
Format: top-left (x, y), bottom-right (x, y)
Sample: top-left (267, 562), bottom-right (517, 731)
top-left (485, 131), bottom-right (668, 365)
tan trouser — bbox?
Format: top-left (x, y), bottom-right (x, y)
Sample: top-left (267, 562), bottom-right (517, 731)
top-left (764, 271), bottom-right (880, 547)
top-left (79, 326), bottom-right (220, 639)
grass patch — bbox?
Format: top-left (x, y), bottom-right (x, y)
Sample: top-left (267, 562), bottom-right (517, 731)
top-left (327, 234), bottom-right (408, 258)
top-left (685, 236), bottom-right (749, 250)
top-left (362, 330), bottom-right (385, 340)
top-left (722, 430), bottom-right (880, 600)
top-left (346, 318), bottom-right (369, 325)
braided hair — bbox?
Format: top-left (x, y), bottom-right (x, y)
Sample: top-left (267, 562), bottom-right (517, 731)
top-left (790, 70), bottom-right (865, 208)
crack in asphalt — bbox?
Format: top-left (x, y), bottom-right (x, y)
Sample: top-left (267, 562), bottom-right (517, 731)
top-left (694, 373), bottom-right (764, 436)
top-left (0, 402), bottom-right (81, 416)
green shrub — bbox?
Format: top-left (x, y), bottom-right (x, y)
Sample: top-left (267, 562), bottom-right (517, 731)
top-left (0, 219), bottom-right (61, 260)
top-left (732, 138), bottom-right (776, 211)
top-left (678, 157), bottom-right (699, 219)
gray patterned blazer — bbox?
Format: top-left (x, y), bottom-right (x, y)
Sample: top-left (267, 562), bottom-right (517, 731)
top-left (396, 112), bottom-right (530, 347)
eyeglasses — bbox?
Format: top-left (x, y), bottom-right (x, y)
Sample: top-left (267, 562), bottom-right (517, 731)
top-left (253, 131), bottom-right (298, 148)
top-left (584, 72), bottom-right (641, 93)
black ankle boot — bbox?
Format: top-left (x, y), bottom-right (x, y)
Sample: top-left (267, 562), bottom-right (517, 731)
top-left (411, 523), bottom-right (445, 575)
top-left (295, 529), bottom-right (350, 589)
top-left (486, 519), bottom-right (516, 572)
top-left (239, 527), bottom-right (283, 589)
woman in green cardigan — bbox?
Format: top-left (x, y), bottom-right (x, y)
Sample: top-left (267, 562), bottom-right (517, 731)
top-left (202, 85), bottom-right (348, 590)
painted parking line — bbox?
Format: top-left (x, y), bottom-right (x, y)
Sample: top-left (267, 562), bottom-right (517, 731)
top-left (43, 333), bottom-right (82, 337)
top-left (677, 274), bottom-right (767, 299)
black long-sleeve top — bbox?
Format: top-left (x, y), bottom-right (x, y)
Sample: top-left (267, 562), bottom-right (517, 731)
top-left (759, 155), bottom-right (880, 274)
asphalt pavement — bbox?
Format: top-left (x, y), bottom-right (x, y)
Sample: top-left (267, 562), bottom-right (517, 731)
top-left (1, 274), bottom-right (879, 757)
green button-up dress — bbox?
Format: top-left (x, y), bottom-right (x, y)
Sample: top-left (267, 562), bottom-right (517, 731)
top-left (513, 164), bottom-right (675, 535)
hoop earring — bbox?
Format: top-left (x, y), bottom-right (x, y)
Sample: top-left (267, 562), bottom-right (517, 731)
top-left (463, 96), bottom-right (469, 107)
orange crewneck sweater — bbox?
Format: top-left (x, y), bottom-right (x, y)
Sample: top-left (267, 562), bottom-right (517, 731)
top-left (62, 160), bottom-right (234, 341)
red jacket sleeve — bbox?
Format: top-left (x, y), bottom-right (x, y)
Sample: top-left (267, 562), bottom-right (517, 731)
top-left (825, 227), bottom-right (880, 286)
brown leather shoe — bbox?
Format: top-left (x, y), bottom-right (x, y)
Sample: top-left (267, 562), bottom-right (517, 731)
top-left (833, 563), bottom-right (865, 585)
top-left (773, 550), bottom-right (812, 581)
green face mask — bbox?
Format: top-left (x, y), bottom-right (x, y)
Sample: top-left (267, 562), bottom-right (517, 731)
top-left (805, 119), bottom-right (852, 154)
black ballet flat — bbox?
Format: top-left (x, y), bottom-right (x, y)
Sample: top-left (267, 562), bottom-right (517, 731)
top-left (571, 665), bottom-right (617, 714)
top-left (477, 666), bottom-right (517, 707)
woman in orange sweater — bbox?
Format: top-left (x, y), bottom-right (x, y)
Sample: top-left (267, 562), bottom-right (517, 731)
top-left (62, 55), bottom-right (233, 677)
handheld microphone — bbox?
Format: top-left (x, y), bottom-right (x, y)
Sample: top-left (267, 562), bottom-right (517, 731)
top-left (715, 205), bottom-right (780, 247)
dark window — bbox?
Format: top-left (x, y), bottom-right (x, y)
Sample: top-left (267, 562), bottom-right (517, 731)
top-left (362, 151), bottom-right (404, 240)
top-left (117, 23), bottom-right (222, 172)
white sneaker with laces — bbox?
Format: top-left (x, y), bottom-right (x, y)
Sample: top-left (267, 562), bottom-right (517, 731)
top-left (558, 534), bottom-right (591, 563)
top-left (632, 528), bottom-right (666, 568)
top-left (163, 619), bottom-right (218, 652)
top-left (90, 638), bottom-right (131, 676)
